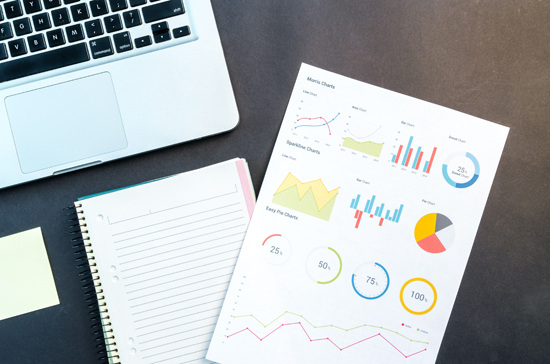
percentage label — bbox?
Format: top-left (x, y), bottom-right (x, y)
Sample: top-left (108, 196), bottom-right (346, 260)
top-left (306, 247), bottom-right (342, 284)
top-left (411, 291), bottom-right (428, 302)
top-left (270, 246), bottom-right (283, 255)
top-left (400, 278), bottom-right (437, 315)
top-left (366, 276), bottom-right (378, 286)
top-left (262, 234), bottom-right (291, 265)
top-left (352, 262), bottom-right (390, 300)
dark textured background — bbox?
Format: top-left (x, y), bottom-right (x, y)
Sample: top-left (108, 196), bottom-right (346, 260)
top-left (1, 0), bottom-right (549, 362)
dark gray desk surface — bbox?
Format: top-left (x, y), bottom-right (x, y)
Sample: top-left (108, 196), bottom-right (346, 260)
top-left (1, 1), bottom-right (549, 363)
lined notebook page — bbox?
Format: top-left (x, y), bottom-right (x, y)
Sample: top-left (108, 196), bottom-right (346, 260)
top-left (78, 159), bottom-right (255, 364)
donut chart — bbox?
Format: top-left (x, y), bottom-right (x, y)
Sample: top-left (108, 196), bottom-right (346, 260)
top-left (400, 278), bottom-right (437, 315)
top-left (305, 247), bottom-right (343, 284)
top-left (442, 151), bottom-right (480, 188)
top-left (262, 234), bottom-right (291, 265)
top-left (414, 213), bottom-right (455, 253)
top-left (351, 262), bottom-right (390, 300)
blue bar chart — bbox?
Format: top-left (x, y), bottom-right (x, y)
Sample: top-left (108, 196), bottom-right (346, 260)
top-left (350, 194), bottom-right (404, 228)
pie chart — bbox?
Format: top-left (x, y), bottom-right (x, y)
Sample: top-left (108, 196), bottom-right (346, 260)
top-left (414, 213), bottom-right (454, 253)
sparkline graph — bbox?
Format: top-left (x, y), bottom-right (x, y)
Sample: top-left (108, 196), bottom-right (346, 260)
top-left (226, 322), bottom-right (427, 358)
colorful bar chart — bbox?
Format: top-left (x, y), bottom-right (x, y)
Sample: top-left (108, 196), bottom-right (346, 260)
top-left (391, 136), bottom-right (437, 173)
top-left (350, 194), bottom-right (404, 228)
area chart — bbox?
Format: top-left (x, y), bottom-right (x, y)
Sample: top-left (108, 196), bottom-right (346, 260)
top-left (272, 173), bottom-right (339, 221)
top-left (342, 137), bottom-right (384, 157)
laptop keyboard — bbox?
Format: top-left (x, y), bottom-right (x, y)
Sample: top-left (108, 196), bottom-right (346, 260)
top-left (0, 0), bottom-right (194, 84)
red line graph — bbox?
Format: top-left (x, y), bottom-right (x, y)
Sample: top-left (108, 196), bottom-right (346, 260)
top-left (226, 322), bottom-right (427, 358)
top-left (296, 117), bottom-right (332, 135)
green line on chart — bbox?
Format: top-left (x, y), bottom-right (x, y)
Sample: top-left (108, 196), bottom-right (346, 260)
top-left (232, 311), bottom-right (429, 344)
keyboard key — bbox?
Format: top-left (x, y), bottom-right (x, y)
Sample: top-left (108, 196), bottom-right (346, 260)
top-left (151, 20), bottom-right (167, 34)
top-left (122, 9), bottom-right (140, 28)
top-left (173, 25), bottom-right (189, 38)
top-left (142, 0), bottom-right (184, 24)
top-left (153, 30), bottom-right (169, 43)
top-left (66, 23), bottom-right (83, 42)
top-left (103, 14), bottom-right (121, 33)
top-left (43, 0), bottom-right (61, 9)
top-left (84, 18), bottom-right (102, 37)
top-left (109, 0), bottom-right (126, 12)
top-left (7, 38), bottom-right (25, 56)
top-left (0, 43), bottom-right (89, 83)
top-left (0, 22), bottom-right (12, 40)
top-left (89, 35), bottom-right (112, 58)
top-left (89, 0), bottom-right (107, 17)
top-left (134, 34), bottom-right (150, 48)
top-left (64, 0), bottom-right (78, 4)
top-left (0, 8), bottom-right (3, 21)
top-left (52, 7), bottom-right (70, 26)
top-left (22, 0), bottom-right (41, 14)
top-left (46, 28), bottom-right (64, 47)
top-left (129, 0), bottom-right (145, 6)
top-left (27, 33), bottom-right (45, 52)
top-left (113, 30), bottom-right (131, 53)
top-left (0, 43), bottom-right (7, 59)
top-left (32, 12), bottom-right (50, 30)
top-left (4, 1), bottom-right (23, 19)
top-left (13, 17), bottom-right (31, 36)
top-left (70, 2), bottom-right (88, 21)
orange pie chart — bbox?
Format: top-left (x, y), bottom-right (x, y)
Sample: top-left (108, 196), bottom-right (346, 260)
top-left (414, 213), bottom-right (455, 253)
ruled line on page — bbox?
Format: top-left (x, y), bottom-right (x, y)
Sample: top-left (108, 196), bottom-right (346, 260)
top-left (112, 203), bottom-right (241, 236)
top-left (109, 186), bottom-right (238, 225)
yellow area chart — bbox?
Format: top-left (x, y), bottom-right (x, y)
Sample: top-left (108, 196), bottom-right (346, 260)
top-left (272, 173), bottom-right (339, 221)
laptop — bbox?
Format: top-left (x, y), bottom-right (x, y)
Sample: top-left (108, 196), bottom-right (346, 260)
top-left (0, 0), bottom-right (239, 189)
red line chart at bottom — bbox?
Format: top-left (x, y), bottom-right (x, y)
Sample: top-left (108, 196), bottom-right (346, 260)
top-left (226, 322), bottom-right (427, 358)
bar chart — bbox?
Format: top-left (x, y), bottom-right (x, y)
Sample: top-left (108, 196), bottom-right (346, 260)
top-left (391, 136), bottom-right (437, 173)
top-left (349, 194), bottom-right (404, 228)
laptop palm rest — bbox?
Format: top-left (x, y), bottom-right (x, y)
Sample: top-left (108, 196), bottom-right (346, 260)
top-left (5, 72), bottom-right (128, 174)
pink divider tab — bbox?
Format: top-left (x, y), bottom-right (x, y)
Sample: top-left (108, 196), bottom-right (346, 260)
top-left (235, 159), bottom-right (256, 219)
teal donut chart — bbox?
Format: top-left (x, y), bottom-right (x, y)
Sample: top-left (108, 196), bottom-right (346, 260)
top-left (351, 262), bottom-right (390, 300)
top-left (442, 151), bottom-right (480, 188)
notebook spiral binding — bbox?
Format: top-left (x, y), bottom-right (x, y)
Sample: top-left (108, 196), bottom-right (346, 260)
top-left (67, 204), bottom-right (121, 364)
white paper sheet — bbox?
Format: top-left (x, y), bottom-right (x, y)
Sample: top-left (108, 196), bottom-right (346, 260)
top-left (207, 64), bottom-right (509, 364)
top-left (78, 159), bottom-right (255, 364)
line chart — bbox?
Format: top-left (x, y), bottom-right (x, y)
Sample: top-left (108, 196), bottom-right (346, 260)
top-left (294, 112), bottom-right (341, 135)
top-left (347, 125), bottom-right (382, 140)
top-left (226, 322), bottom-right (427, 358)
top-left (232, 311), bottom-right (428, 344)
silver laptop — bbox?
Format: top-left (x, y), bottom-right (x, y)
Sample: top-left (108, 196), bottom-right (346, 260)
top-left (0, 0), bottom-right (238, 189)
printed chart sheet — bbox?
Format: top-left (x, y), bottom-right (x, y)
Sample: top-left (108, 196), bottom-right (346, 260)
top-left (207, 64), bottom-right (509, 364)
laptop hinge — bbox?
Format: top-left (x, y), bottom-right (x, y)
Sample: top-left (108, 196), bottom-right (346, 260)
top-left (53, 161), bottom-right (103, 175)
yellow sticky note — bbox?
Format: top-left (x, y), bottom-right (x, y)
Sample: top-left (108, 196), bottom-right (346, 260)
top-left (0, 227), bottom-right (60, 321)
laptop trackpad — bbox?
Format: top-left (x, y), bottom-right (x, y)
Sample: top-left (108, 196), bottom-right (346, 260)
top-left (5, 72), bottom-right (128, 174)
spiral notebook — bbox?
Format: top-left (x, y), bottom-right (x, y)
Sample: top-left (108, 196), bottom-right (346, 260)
top-left (71, 159), bottom-right (255, 364)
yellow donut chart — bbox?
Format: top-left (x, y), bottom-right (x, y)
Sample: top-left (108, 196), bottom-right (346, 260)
top-left (400, 278), bottom-right (437, 315)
